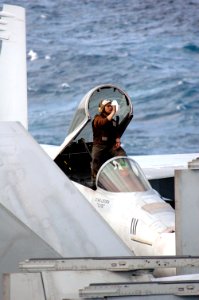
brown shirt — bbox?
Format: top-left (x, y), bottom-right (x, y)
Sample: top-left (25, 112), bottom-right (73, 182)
top-left (92, 113), bottom-right (120, 146)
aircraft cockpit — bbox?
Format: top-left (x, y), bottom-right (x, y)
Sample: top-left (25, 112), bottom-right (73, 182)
top-left (96, 157), bottom-right (152, 192)
top-left (54, 84), bottom-right (133, 187)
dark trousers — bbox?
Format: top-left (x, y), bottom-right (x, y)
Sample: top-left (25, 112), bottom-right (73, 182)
top-left (91, 144), bottom-right (126, 179)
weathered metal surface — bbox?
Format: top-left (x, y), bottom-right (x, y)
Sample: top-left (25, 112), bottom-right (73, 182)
top-left (0, 122), bottom-right (131, 298)
top-left (4, 268), bottom-right (199, 299)
top-left (3, 273), bottom-right (45, 300)
top-left (0, 4), bottom-right (27, 128)
top-left (80, 281), bottom-right (199, 297)
top-left (175, 167), bottom-right (199, 275)
top-left (19, 256), bottom-right (199, 272)
top-left (0, 122), bottom-right (131, 258)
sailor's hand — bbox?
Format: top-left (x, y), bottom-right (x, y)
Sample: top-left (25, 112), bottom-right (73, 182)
top-left (107, 105), bottom-right (116, 121)
top-left (112, 105), bottom-right (116, 114)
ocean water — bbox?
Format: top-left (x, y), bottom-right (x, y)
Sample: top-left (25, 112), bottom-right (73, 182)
top-left (2, 0), bottom-right (199, 155)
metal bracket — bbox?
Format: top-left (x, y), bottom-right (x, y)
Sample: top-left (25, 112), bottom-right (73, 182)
top-left (19, 256), bottom-right (199, 272)
top-left (79, 280), bottom-right (199, 298)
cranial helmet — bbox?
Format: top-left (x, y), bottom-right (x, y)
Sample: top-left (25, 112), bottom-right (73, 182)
top-left (98, 99), bottom-right (112, 113)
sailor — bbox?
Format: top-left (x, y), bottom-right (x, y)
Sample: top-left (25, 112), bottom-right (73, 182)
top-left (91, 99), bottom-right (126, 181)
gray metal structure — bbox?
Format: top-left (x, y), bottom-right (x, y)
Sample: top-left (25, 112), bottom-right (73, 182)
top-left (4, 257), bottom-right (199, 299)
top-left (19, 256), bottom-right (199, 272)
top-left (0, 4), bottom-right (27, 128)
top-left (175, 157), bottom-right (199, 275)
top-left (0, 122), bottom-right (132, 298)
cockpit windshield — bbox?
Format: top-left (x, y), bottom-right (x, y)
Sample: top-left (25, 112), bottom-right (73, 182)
top-left (96, 157), bottom-right (151, 193)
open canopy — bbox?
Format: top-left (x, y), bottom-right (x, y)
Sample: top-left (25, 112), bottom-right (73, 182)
top-left (54, 84), bottom-right (133, 187)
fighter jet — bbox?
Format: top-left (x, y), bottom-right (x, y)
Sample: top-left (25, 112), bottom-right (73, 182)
top-left (54, 84), bottom-right (176, 258)
top-left (0, 3), bottom-right (175, 259)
